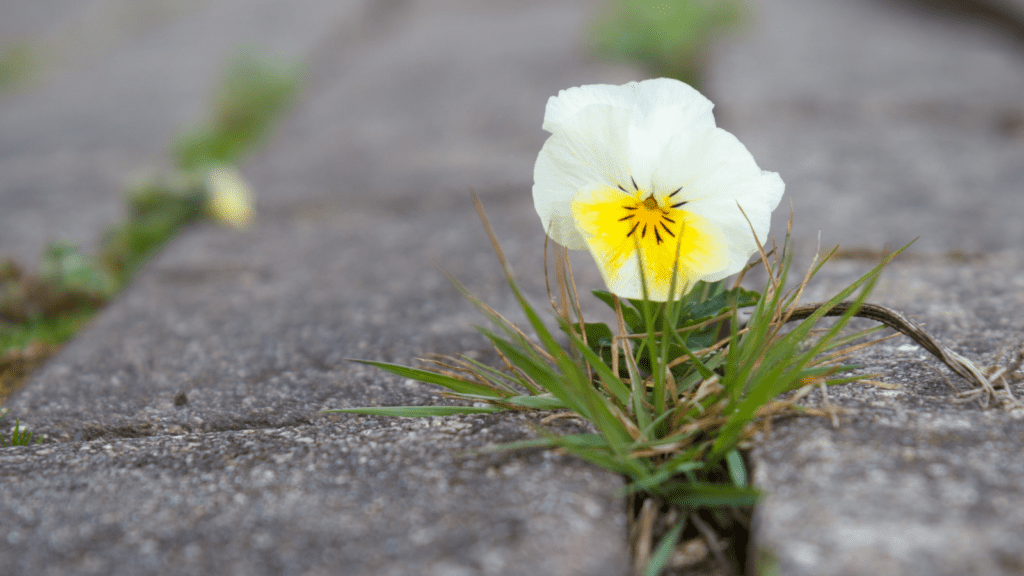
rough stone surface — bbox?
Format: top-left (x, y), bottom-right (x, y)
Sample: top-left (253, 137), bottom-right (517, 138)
top-left (0, 417), bottom-right (623, 576)
top-left (752, 254), bottom-right (1024, 575)
top-left (1, 1), bottom-right (631, 574)
top-left (707, 0), bottom-right (1024, 254)
top-left (706, 0), bottom-right (1024, 574)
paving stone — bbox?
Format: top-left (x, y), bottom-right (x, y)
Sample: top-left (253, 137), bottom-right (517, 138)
top-left (752, 253), bottom-right (1024, 576)
top-left (1, 0), bottom-right (634, 574)
top-left (0, 0), bottom-right (370, 263)
top-left (0, 418), bottom-right (624, 576)
top-left (707, 0), bottom-right (1024, 254)
top-left (706, 0), bottom-right (1024, 573)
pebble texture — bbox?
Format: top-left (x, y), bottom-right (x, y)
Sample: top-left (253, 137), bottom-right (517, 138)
top-left (0, 417), bottom-right (623, 576)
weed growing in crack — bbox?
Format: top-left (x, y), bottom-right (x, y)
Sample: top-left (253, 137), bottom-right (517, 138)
top-left (0, 407), bottom-right (41, 447)
top-left (0, 49), bottom-right (300, 408)
top-left (327, 78), bottom-right (1016, 575)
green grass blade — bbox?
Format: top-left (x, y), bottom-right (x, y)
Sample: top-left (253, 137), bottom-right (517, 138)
top-left (725, 449), bottom-right (748, 487)
top-left (349, 359), bottom-right (510, 398)
top-left (504, 395), bottom-right (568, 410)
top-left (454, 355), bottom-right (524, 394)
top-left (325, 406), bottom-right (501, 417)
top-left (505, 291), bottom-right (636, 452)
top-left (661, 482), bottom-right (761, 507)
top-left (644, 518), bottom-right (686, 576)
top-left (565, 327), bottom-right (631, 405)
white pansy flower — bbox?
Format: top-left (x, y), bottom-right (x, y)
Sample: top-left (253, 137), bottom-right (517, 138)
top-left (532, 78), bottom-right (784, 301)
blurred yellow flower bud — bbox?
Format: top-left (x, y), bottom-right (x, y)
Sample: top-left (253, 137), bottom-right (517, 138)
top-left (205, 165), bottom-right (255, 229)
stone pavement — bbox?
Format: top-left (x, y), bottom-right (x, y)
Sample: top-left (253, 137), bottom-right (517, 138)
top-left (2, 0), bottom-right (1023, 575)
top-left (1, 1), bottom-right (632, 574)
top-left (706, 0), bottom-right (1024, 573)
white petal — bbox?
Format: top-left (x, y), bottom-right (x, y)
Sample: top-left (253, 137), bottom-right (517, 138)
top-left (533, 105), bottom-right (635, 249)
top-left (543, 83), bottom-right (630, 132)
top-left (533, 78), bottom-right (785, 293)
top-left (661, 128), bottom-right (784, 278)
top-left (543, 78), bottom-right (714, 135)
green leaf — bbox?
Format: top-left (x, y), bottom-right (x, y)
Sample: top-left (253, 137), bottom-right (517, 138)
top-left (725, 448), bottom-right (748, 488)
top-left (504, 395), bottom-right (567, 410)
top-left (582, 322), bottom-right (614, 350)
top-left (325, 406), bottom-right (501, 417)
top-left (683, 286), bottom-right (759, 323)
top-left (661, 482), bottom-right (761, 507)
top-left (350, 359), bottom-right (510, 398)
top-left (644, 517), bottom-right (686, 576)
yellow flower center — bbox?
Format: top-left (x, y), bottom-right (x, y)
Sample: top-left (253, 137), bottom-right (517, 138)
top-left (571, 181), bottom-right (730, 300)
top-left (621, 193), bottom-right (678, 247)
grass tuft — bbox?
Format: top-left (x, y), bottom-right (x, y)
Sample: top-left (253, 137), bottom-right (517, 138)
top-left (327, 196), bottom-right (917, 574)
top-left (0, 407), bottom-right (41, 447)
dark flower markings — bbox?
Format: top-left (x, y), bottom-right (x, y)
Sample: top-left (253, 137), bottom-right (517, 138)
top-left (618, 181), bottom-right (689, 245)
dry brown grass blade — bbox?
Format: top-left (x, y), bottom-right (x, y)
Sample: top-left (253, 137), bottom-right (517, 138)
top-left (631, 498), bottom-right (657, 576)
top-left (786, 301), bottom-right (1021, 409)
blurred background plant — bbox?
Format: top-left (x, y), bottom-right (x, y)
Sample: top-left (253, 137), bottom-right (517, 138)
top-left (0, 408), bottom-right (41, 447)
top-left (0, 41), bottom-right (34, 95)
top-left (590, 0), bottom-right (747, 87)
top-left (0, 49), bottom-right (300, 406)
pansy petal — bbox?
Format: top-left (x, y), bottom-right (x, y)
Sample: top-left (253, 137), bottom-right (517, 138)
top-left (543, 83), bottom-right (631, 132)
top-left (655, 128), bottom-right (784, 278)
top-left (603, 212), bottom-right (728, 301)
top-left (533, 105), bottom-right (635, 249)
top-left (544, 78), bottom-right (714, 135)
top-left (533, 78), bottom-right (784, 300)
top-left (570, 185), bottom-right (729, 301)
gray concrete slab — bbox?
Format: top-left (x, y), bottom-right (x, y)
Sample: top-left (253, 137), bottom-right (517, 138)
top-left (0, 0), bottom-right (369, 263)
top-left (753, 254), bottom-right (1024, 575)
top-left (2, 0), bottom-right (633, 574)
top-left (707, 0), bottom-right (1024, 254)
top-left (0, 418), bottom-right (623, 576)
top-left (706, 0), bottom-right (1024, 573)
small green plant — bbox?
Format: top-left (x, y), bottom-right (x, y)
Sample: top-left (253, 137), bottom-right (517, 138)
top-left (329, 196), bottom-right (905, 575)
top-left (0, 408), bottom-right (42, 447)
top-left (174, 50), bottom-right (301, 172)
top-left (590, 0), bottom-right (746, 87)
top-left (0, 49), bottom-right (300, 402)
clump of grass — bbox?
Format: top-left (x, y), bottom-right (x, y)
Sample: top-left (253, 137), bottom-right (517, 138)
top-left (0, 49), bottom-right (301, 406)
top-left (590, 0), bottom-right (746, 87)
top-left (328, 196), bottom-right (917, 574)
top-left (328, 191), bottom-right (1019, 573)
